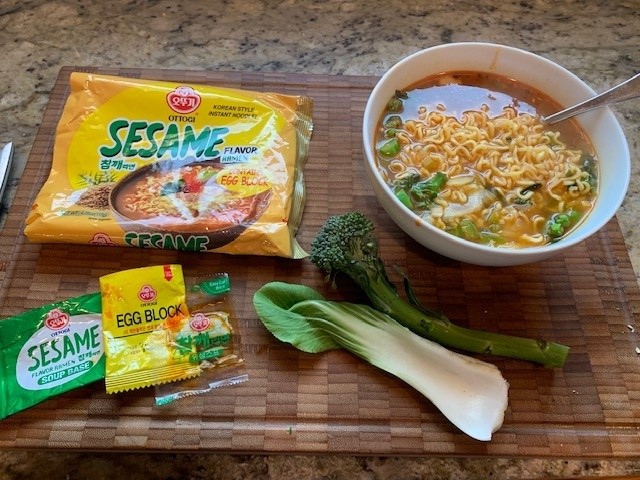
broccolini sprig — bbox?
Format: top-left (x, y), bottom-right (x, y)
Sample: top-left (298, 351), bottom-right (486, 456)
top-left (309, 212), bottom-right (569, 368)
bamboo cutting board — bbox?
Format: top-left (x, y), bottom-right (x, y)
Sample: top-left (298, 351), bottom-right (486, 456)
top-left (1, 67), bottom-right (639, 457)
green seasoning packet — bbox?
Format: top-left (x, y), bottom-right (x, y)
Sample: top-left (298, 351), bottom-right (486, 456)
top-left (0, 292), bottom-right (104, 419)
top-left (155, 273), bottom-right (248, 406)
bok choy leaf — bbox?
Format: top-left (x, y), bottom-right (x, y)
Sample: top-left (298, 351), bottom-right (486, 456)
top-left (253, 282), bottom-right (509, 441)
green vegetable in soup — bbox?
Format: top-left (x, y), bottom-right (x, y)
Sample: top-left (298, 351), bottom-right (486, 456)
top-left (309, 212), bottom-right (570, 368)
top-left (447, 219), bottom-right (505, 245)
top-left (383, 115), bottom-right (403, 129)
top-left (479, 230), bottom-right (506, 245)
top-left (546, 209), bottom-right (581, 240)
top-left (457, 218), bottom-right (481, 241)
top-left (386, 90), bottom-right (408, 112)
top-left (394, 188), bottom-right (413, 209)
top-left (580, 154), bottom-right (598, 189)
top-left (393, 172), bottom-right (448, 210)
top-left (383, 115), bottom-right (403, 138)
top-left (384, 128), bottom-right (398, 138)
top-left (252, 281), bottom-right (509, 441)
top-left (379, 138), bottom-right (401, 157)
top-left (160, 179), bottom-right (186, 195)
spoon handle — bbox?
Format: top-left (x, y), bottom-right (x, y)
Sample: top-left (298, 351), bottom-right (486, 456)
top-left (543, 72), bottom-right (640, 124)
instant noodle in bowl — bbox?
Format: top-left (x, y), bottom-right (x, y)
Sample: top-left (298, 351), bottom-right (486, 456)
top-left (362, 42), bottom-right (630, 266)
top-left (25, 73), bottom-right (314, 258)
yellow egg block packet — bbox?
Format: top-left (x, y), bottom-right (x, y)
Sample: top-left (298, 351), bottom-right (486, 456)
top-left (100, 264), bottom-right (200, 393)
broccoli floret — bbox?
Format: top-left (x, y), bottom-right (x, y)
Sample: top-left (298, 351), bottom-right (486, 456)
top-left (546, 209), bottom-right (581, 240)
top-left (309, 212), bottom-right (382, 285)
top-left (310, 212), bottom-right (569, 368)
top-left (393, 172), bottom-right (448, 210)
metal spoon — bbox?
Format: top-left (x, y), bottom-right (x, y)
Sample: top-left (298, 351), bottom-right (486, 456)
top-left (542, 72), bottom-right (640, 124)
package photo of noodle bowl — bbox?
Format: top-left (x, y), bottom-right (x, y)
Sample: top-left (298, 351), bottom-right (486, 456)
top-left (107, 159), bottom-right (273, 251)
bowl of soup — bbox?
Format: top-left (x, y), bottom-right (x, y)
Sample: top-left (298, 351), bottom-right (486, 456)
top-left (362, 42), bottom-right (630, 266)
top-left (109, 159), bottom-right (272, 251)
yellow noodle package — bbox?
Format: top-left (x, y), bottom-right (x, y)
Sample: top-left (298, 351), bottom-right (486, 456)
top-left (25, 72), bottom-right (313, 258)
top-left (100, 264), bottom-right (200, 393)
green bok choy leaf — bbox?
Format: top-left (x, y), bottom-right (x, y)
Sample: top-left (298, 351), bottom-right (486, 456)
top-left (253, 282), bottom-right (509, 441)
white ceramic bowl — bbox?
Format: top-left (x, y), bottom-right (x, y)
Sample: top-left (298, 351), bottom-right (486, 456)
top-left (362, 42), bottom-right (630, 266)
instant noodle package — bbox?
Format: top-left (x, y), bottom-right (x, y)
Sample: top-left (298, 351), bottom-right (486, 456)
top-left (25, 73), bottom-right (314, 258)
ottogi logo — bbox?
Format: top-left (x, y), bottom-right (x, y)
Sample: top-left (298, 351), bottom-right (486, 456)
top-left (190, 313), bottom-right (210, 332)
top-left (138, 285), bottom-right (157, 302)
top-left (45, 309), bottom-right (70, 330)
top-left (167, 86), bottom-right (201, 114)
top-left (89, 232), bottom-right (117, 247)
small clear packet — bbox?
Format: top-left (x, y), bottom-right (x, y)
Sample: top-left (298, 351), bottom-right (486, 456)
top-left (155, 273), bottom-right (248, 406)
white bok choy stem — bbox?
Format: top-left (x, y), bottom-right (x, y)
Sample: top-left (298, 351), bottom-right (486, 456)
top-left (253, 282), bottom-right (509, 441)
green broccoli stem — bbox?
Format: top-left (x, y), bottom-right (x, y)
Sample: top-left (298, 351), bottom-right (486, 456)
top-left (355, 259), bottom-right (569, 368)
top-left (311, 212), bottom-right (569, 368)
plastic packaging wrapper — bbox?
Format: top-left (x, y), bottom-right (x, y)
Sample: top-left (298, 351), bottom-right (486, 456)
top-left (155, 273), bottom-right (248, 405)
top-left (100, 264), bottom-right (200, 394)
top-left (25, 72), bottom-right (314, 258)
top-left (0, 293), bottom-right (104, 419)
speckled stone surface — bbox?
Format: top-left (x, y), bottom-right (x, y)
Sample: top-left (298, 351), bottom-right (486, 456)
top-left (1, 0), bottom-right (640, 478)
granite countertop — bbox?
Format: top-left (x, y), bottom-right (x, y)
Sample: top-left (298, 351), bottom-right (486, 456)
top-left (1, 0), bottom-right (639, 478)
top-left (1, 0), bottom-right (639, 273)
